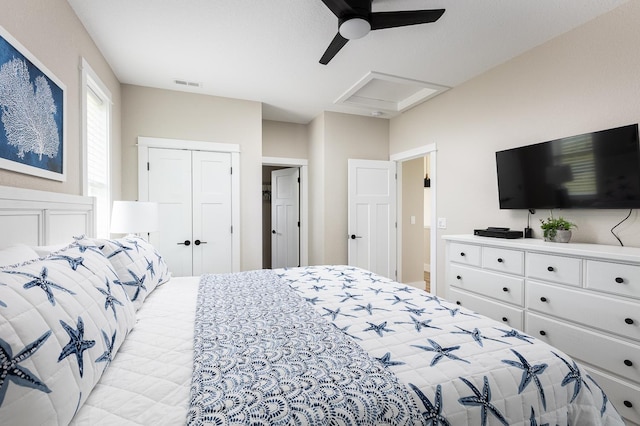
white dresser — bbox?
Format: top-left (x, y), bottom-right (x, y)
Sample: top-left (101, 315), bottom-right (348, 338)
top-left (443, 234), bottom-right (640, 425)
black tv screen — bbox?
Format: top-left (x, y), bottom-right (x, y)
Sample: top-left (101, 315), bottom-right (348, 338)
top-left (496, 124), bottom-right (640, 209)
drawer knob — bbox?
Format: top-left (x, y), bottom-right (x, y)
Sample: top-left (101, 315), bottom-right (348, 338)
top-left (456, 275), bottom-right (462, 280)
top-left (547, 266), bottom-right (554, 272)
top-left (624, 359), bottom-right (633, 367)
top-left (625, 318), bottom-right (635, 325)
top-left (460, 252), bottom-right (466, 257)
top-left (615, 277), bottom-right (624, 284)
top-left (456, 301), bottom-right (461, 305)
top-left (502, 317), bottom-right (508, 322)
top-left (539, 330), bottom-right (546, 336)
top-left (502, 287), bottom-right (509, 292)
top-left (540, 297), bottom-right (548, 303)
top-left (624, 400), bottom-right (633, 408)
top-left (497, 258), bottom-right (503, 263)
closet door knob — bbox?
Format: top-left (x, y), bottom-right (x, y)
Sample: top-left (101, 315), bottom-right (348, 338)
top-left (615, 277), bottom-right (624, 284)
top-left (624, 401), bottom-right (633, 408)
top-left (497, 258), bottom-right (503, 263)
top-left (456, 275), bottom-right (462, 280)
top-left (194, 240), bottom-right (207, 246)
top-left (460, 252), bottom-right (466, 257)
top-left (625, 318), bottom-right (635, 325)
top-left (502, 287), bottom-right (509, 292)
top-left (547, 266), bottom-right (554, 272)
top-left (539, 330), bottom-right (546, 336)
top-left (540, 297), bottom-right (548, 303)
top-left (502, 317), bottom-right (508, 322)
top-left (456, 301), bottom-right (461, 305)
top-left (177, 240), bottom-right (191, 246)
top-left (624, 359), bottom-right (633, 367)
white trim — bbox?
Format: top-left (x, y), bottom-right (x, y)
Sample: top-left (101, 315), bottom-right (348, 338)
top-left (393, 144), bottom-right (438, 295)
top-left (138, 136), bottom-right (240, 153)
top-left (137, 136), bottom-right (241, 272)
top-left (390, 143), bottom-right (437, 162)
top-left (262, 156), bottom-right (309, 267)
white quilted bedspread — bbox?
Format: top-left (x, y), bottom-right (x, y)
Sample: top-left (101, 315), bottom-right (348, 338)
top-left (278, 266), bottom-right (624, 426)
top-left (70, 277), bottom-right (198, 425)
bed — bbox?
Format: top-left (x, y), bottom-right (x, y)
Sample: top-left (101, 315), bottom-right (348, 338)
top-left (0, 187), bottom-right (626, 425)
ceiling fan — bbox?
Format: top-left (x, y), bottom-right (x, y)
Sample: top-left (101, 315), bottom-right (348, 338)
top-left (319, 0), bottom-right (445, 65)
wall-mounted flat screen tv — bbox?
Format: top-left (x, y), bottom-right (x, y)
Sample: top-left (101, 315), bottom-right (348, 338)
top-left (496, 124), bottom-right (640, 209)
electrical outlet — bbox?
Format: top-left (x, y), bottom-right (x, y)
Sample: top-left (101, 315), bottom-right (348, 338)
top-left (437, 217), bottom-right (447, 229)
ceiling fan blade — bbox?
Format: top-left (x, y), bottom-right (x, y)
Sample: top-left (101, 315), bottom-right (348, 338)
top-left (321, 0), bottom-right (352, 17)
top-left (370, 9), bottom-right (445, 30)
top-left (319, 33), bottom-right (349, 65)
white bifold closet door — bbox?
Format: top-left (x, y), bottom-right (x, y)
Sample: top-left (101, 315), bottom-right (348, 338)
top-left (148, 147), bottom-right (232, 277)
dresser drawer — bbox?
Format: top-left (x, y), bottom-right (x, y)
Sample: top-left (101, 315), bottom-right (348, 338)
top-left (482, 246), bottom-right (524, 275)
top-left (450, 264), bottom-right (524, 306)
top-left (584, 367), bottom-right (640, 425)
top-left (448, 242), bottom-right (481, 267)
top-left (527, 281), bottom-right (640, 342)
top-left (449, 288), bottom-right (524, 330)
top-left (525, 312), bottom-right (640, 384)
top-left (586, 260), bottom-right (640, 300)
top-left (526, 252), bottom-right (582, 287)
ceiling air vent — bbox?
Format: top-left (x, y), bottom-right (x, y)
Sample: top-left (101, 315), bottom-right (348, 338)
top-left (174, 79), bottom-right (202, 88)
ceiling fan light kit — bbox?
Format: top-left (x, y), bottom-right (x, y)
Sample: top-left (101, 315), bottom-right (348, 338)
top-left (319, 0), bottom-right (445, 64)
top-left (339, 17), bottom-right (371, 39)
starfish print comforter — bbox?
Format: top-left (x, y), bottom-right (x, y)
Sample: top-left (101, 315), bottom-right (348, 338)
top-left (188, 265), bottom-right (624, 425)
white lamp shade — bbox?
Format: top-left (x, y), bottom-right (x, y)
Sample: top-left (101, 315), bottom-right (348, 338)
top-left (110, 201), bottom-right (159, 234)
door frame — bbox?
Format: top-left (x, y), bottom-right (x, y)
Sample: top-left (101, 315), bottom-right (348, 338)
top-left (391, 143), bottom-right (437, 294)
top-left (137, 136), bottom-right (241, 272)
top-left (262, 157), bottom-right (308, 267)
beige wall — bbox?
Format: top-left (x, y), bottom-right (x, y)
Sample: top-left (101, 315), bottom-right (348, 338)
top-left (0, 0), bottom-right (122, 198)
top-left (262, 120), bottom-right (308, 159)
top-left (390, 1), bottom-right (640, 295)
top-left (121, 84), bottom-right (263, 270)
top-left (320, 112), bottom-right (390, 264)
top-left (308, 114), bottom-right (325, 264)
top-left (401, 157), bottom-right (424, 283)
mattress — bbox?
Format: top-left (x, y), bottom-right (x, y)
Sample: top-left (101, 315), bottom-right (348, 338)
top-left (70, 276), bottom-right (199, 425)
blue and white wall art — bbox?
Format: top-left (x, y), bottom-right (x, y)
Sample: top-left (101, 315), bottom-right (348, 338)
top-left (0, 25), bottom-right (66, 181)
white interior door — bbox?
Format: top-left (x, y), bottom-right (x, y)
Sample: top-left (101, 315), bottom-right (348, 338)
top-left (348, 159), bottom-right (397, 279)
top-left (192, 151), bottom-right (232, 275)
top-left (271, 167), bottom-right (300, 268)
top-left (148, 148), bottom-right (192, 277)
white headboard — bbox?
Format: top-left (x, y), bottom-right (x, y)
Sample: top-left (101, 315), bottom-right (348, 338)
top-left (0, 185), bottom-right (96, 249)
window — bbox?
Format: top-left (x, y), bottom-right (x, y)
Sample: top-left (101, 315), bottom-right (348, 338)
top-left (82, 59), bottom-right (112, 238)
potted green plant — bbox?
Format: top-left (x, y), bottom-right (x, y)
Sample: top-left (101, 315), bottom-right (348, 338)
top-left (539, 216), bottom-right (576, 242)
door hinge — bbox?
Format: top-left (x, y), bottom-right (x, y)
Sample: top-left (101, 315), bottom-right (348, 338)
top-left (230, 226), bottom-right (233, 234)
top-left (297, 177), bottom-right (300, 183)
top-left (230, 167), bottom-right (233, 175)
top-left (297, 221), bottom-right (300, 227)
top-left (395, 222), bottom-right (397, 228)
top-left (147, 162), bottom-right (150, 171)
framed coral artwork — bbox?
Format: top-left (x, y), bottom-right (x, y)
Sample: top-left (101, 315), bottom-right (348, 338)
top-left (0, 25), bottom-right (66, 181)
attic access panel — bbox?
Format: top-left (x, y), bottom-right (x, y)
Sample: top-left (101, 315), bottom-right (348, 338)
top-left (335, 71), bottom-right (448, 117)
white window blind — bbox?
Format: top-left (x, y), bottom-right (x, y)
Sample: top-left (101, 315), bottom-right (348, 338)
top-left (85, 72), bottom-right (111, 238)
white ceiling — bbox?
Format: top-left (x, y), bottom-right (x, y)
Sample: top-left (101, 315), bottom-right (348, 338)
top-left (67, 0), bottom-right (628, 124)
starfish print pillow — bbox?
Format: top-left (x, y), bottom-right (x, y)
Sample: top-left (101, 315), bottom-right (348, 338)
top-left (91, 235), bottom-right (171, 310)
top-left (0, 240), bottom-right (136, 425)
